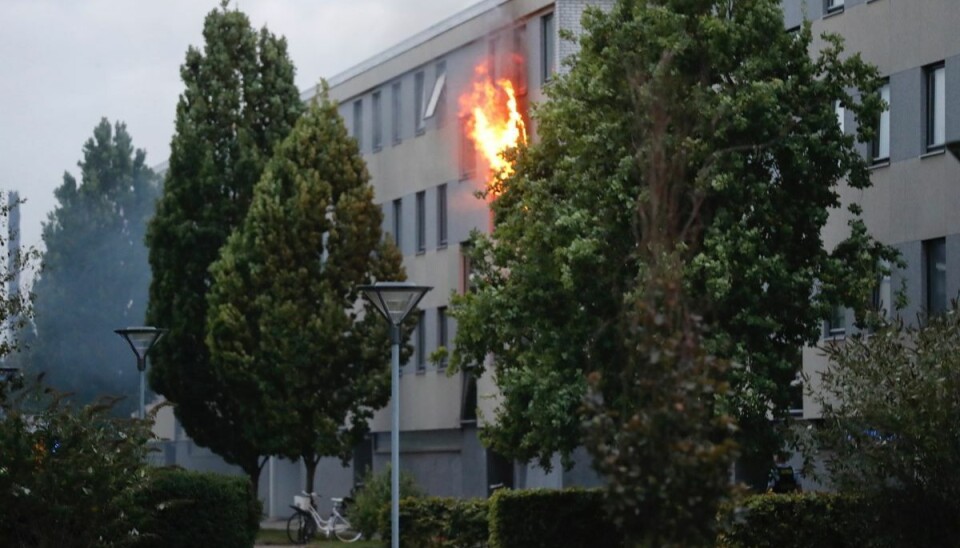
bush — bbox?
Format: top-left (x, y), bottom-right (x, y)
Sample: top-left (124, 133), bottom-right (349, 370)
top-left (488, 488), bottom-right (621, 548)
top-left (717, 493), bottom-right (856, 548)
top-left (136, 468), bottom-right (261, 548)
top-left (351, 465), bottom-right (423, 539)
top-left (0, 383), bottom-right (154, 548)
top-left (380, 497), bottom-right (489, 547)
top-left (718, 491), bottom-right (960, 548)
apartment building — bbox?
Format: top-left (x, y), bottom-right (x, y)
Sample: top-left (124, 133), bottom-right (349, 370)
top-left (798, 0), bottom-right (960, 418)
top-left (154, 0), bottom-right (956, 512)
top-left (152, 0), bottom-right (612, 518)
top-left (301, 0), bottom-right (614, 499)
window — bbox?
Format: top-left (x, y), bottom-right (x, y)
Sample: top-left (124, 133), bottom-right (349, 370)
top-left (437, 184), bottom-right (448, 247)
top-left (437, 307), bottom-right (448, 369)
top-left (392, 198), bottom-right (402, 249)
top-left (925, 237), bottom-right (946, 316)
top-left (871, 81), bottom-right (890, 162)
top-left (392, 81), bottom-right (402, 145)
top-left (372, 91), bottom-right (382, 151)
top-left (825, 306), bottom-right (846, 338)
top-left (826, 0), bottom-right (844, 13)
top-left (511, 25), bottom-right (528, 95)
top-left (488, 37), bottom-right (498, 81)
top-left (460, 242), bottom-right (475, 294)
top-left (353, 99), bottom-right (363, 149)
top-left (424, 61), bottom-right (446, 126)
top-left (460, 117), bottom-right (476, 179)
top-left (414, 71), bottom-right (425, 134)
top-left (416, 191), bottom-right (426, 253)
top-left (834, 100), bottom-right (845, 134)
top-left (416, 311), bottom-right (426, 372)
top-left (541, 13), bottom-right (555, 83)
top-left (926, 64), bottom-right (946, 150)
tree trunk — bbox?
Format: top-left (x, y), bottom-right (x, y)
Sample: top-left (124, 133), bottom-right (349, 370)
top-left (304, 455), bottom-right (319, 494)
top-left (244, 456), bottom-right (268, 499)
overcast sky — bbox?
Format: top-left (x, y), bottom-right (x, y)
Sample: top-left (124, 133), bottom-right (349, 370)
top-left (0, 0), bottom-right (479, 253)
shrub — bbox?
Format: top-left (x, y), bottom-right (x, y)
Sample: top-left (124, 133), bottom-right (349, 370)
top-left (381, 497), bottom-right (489, 547)
top-left (488, 488), bottom-right (621, 548)
top-left (0, 382), bottom-right (153, 548)
top-left (717, 493), bottom-right (856, 548)
top-left (136, 468), bottom-right (261, 548)
top-left (351, 465), bottom-right (423, 539)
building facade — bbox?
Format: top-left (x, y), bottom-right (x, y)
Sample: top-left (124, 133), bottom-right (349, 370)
top-left (798, 0), bottom-right (960, 419)
top-left (307, 0), bottom-right (613, 500)
top-left (153, 0), bottom-right (959, 511)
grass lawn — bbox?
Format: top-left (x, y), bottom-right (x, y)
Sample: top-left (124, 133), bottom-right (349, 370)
top-left (256, 527), bottom-right (381, 547)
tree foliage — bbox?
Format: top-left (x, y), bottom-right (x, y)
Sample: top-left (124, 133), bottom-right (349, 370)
top-left (0, 380), bottom-right (154, 548)
top-left (813, 305), bottom-right (960, 538)
top-left (205, 87), bottom-right (405, 493)
top-left (145, 1), bottom-right (303, 488)
top-left (451, 0), bottom-right (895, 471)
top-left (28, 119), bottom-right (158, 416)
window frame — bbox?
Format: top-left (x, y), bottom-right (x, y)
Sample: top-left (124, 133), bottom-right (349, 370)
top-left (825, 306), bottom-right (846, 339)
top-left (372, 90), bottom-right (382, 152)
top-left (437, 184), bottom-right (448, 248)
top-left (870, 80), bottom-right (891, 163)
top-left (391, 81), bottom-right (402, 145)
top-left (541, 12), bottom-right (555, 84)
top-left (392, 198), bottom-right (402, 250)
top-left (825, 0), bottom-right (844, 14)
top-left (414, 71), bottom-right (426, 135)
top-left (416, 311), bottom-right (427, 372)
top-left (924, 237), bottom-right (947, 317)
top-left (925, 63), bottom-right (946, 151)
top-left (437, 306), bottom-right (448, 370)
top-left (352, 99), bottom-right (363, 150)
top-left (416, 191), bottom-right (426, 254)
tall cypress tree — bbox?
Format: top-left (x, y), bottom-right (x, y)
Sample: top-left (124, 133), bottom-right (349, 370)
top-left (206, 87), bottom-right (405, 493)
top-left (145, 2), bottom-right (303, 488)
top-left (30, 119), bottom-right (158, 417)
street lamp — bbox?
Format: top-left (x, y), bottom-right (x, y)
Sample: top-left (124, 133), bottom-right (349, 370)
top-left (358, 282), bottom-right (431, 548)
top-left (114, 326), bottom-right (165, 420)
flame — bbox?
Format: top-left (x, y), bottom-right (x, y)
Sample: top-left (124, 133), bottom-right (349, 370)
top-left (460, 63), bottom-right (527, 196)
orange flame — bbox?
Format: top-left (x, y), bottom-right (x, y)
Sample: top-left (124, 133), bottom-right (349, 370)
top-left (460, 63), bottom-right (527, 196)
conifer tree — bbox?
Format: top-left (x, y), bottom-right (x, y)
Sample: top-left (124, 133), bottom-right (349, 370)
top-left (145, 2), bottom-right (303, 488)
top-left (30, 119), bottom-right (158, 416)
top-left (206, 86), bottom-right (404, 493)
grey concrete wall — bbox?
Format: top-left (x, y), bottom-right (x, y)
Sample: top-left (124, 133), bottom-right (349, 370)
top-left (561, 446), bottom-right (603, 488)
top-left (889, 68), bottom-right (923, 163)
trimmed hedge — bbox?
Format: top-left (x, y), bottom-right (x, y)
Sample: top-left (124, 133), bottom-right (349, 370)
top-left (719, 491), bottom-right (960, 548)
top-left (135, 468), bottom-right (261, 548)
top-left (488, 488), bottom-right (622, 548)
top-left (381, 497), bottom-right (489, 547)
top-left (718, 493), bottom-right (856, 548)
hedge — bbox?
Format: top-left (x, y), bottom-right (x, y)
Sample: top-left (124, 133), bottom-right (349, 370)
top-left (717, 493), bottom-right (856, 548)
top-left (381, 496), bottom-right (489, 547)
top-left (488, 488), bottom-right (622, 548)
top-left (135, 468), bottom-right (261, 548)
top-left (719, 491), bottom-right (960, 548)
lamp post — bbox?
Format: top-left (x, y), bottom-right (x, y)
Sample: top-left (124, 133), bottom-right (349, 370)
top-left (358, 282), bottom-right (431, 548)
top-left (114, 326), bottom-right (165, 419)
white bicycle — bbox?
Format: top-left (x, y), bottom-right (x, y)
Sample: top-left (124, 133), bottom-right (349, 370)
top-left (286, 491), bottom-right (361, 544)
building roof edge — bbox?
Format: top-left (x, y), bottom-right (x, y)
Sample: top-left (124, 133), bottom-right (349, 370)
top-left (300, 0), bottom-right (506, 101)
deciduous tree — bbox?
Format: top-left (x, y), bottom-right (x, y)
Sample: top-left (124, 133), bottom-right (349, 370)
top-left (206, 87), bottom-right (404, 494)
top-left (452, 0), bottom-right (895, 481)
top-left (812, 306), bottom-right (960, 544)
top-left (145, 2), bottom-right (303, 489)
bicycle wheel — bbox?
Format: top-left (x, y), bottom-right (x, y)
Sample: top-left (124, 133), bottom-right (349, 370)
top-left (332, 514), bottom-right (362, 543)
top-left (286, 512), bottom-right (308, 544)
